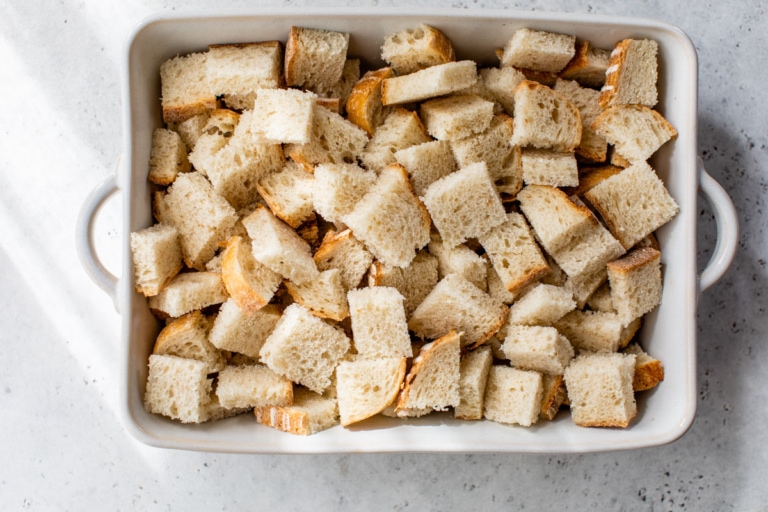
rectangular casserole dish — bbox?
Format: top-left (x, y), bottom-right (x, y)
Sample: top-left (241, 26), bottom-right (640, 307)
top-left (120, 8), bottom-right (701, 453)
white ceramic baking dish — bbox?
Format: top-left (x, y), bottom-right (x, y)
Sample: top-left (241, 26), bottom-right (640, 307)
top-left (77, 8), bottom-right (738, 453)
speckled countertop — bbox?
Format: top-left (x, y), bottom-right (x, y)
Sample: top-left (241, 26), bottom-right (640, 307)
top-left (1, 0), bottom-right (766, 510)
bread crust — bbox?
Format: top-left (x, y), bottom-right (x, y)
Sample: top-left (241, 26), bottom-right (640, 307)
top-left (606, 247), bottom-right (661, 275)
top-left (221, 236), bottom-right (274, 314)
top-left (340, 357), bottom-right (406, 426)
top-left (346, 67), bottom-right (394, 135)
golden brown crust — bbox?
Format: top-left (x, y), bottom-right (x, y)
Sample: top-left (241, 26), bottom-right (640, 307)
top-left (152, 310), bottom-right (211, 355)
top-left (610, 150), bottom-right (632, 168)
top-left (284, 26), bottom-right (303, 88)
top-left (606, 247), bottom-right (661, 275)
top-left (341, 357), bottom-right (407, 426)
top-left (316, 97), bottom-right (340, 113)
top-left (312, 228), bottom-right (352, 266)
top-left (539, 374), bottom-right (566, 421)
top-left (634, 359), bottom-right (665, 391)
top-left (598, 39), bottom-right (630, 109)
top-left (162, 99), bottom-right (218, 125)
top-left (220, 236), bottom-right (270, 314)
top-left (345, 67), bottom-right (394, 136)
top-left (517, 68), bottom-right (558, 87)
top-left (559, 41), bottom-right (590, 79)
top-left (254, 405), bottom-right (310, 435)
top-left (563, 165), bottom-right (623, 197)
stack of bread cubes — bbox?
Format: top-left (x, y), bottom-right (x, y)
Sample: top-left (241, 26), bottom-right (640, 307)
top-left (133, 24), bottom-right (675, 435)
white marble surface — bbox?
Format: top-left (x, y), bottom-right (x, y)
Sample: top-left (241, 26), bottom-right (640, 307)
top-left (1, 0), bottom-right (766, 509)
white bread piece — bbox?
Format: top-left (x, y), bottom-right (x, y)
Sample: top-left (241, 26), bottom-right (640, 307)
top-left (478, 212), bottom-right (551, 295)
top-left (507, 283), bottom-right (576, 326)
top-left (241, 206), bottom-right (319, 286)
top-left (221, 235), bottom-right (281, 313)
top-left (510, 80), bottom-right (582, 152)
top-left (256, 162), bottom-right (314, 229)
top-left (559, 40), bottom-right (611, 88)
top-left (586, 282), bottom-right (614, 312)
top-left (584, 161), bottom-right (679, 249)
top-left (454, 346), bottom-right (493, 420)
top-left (420, 94), bottom-right (495, 141)
top-left (336, 357), bottom-right (407, 426)
top-left (409, 274), bottom-right (508, 350)
top-left (607, 247), bottom-right (663, 327)
top-left (483, 365), bottom-right (543, 427)
top-left (148, 271), bottom-right (228, 318)
top-left (152, 310), bottom-right (225, 371)
top-left (565, 267), bottom-right (608, 309)
top-left (549, 218), bottom-right (625, 278)
top-left (345, 67), bottom-right (394, 136)
top-left (502, 324), bottom-right (574, 375)
top-left (520, 149), bottom-right (579, 187)
top-left (623, 343), bottom-right (665, 391)
top-left (539, 373), bottom-right (567, 421)
top-left (255, 387), bottom-right (338, 435)
top-left (130, 223), bottom-right (183, 297)
top-left (368, 251), bottom-right (439, 318)
top-left (313, 229), bottom-right (374, 290)
top-left (395, 331), bottom-right (461, 416)
top-left (249, 88), bottom-right (316, 144)
top-left (260, 303), bottom-right (350, 393)
top-left (553, 78), bottom-right (608, 163)
top-left (206, 41), bottom-right (283, 111)
top-left (599, 39), bottom-right (659, 109)
top-left (284, 26), bottom-right (349, 90)
top-left (479, 67), bottom-right (527, 115)
top-left (422, 161), bottom-right (507, 248)
top-left (347, 286), bottom-right (412, 359)
top-left (554, 310), bottom-right (625, 353)
top-left (450, 114), bottom-right (522, 196)
top-left (394, 140), bottom-right (458, 197)
top-left (501, 28), bottom-right (576, 73)
top-left (312, 163), bottom-right (376, 226)
top-left (209, 300), bottom-right (281, 359)
top-left (517, 184), bottom-right (596, 254)
top-left (170, 111), bottom-right (210, 152)
top-left (313, 58), bottom-right (360, 112)
top-left (161, 172), bottom-right (238, 270)
top-left (428, 239), bottom-right (488, 292)
top-left (591, 105), bottom-right (677, 165)
top-left (187, 109), bottom-right (240, 177)
top-left (216, 364), bottom-right (293, 410)
top-left (148, 128), bottom-right (190, 185)
top-left (486, 261), bottom-right (534, 305)
top-left (562, 165), bottom-right (623, 198)
top-left (144, 354), bottom-right (213, 423)
top-left (285, 268), bottom-right (349, 321)
top-left (381, 60), bottom-right (478, 106)
top-left (360, 108), bottom-right (431, 173)
top-left (342, 164), bottom-right (431, 268)
top-left (564, 352), bottom-right (637, 428)
top-left (285, 104), bottom-right (368, 173)
top-left (381, 24), bottom-right (456, 75)
top-left (160, 52), bottom-right (216, 124)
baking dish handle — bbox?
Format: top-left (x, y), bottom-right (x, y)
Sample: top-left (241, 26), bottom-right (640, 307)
top-left (697, 157), bottom-right (739, 295)
top-left (76, 159), bottom-right (121, 312)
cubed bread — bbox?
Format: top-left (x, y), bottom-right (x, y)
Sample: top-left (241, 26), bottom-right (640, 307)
top-left (429, 239), bottom-right (488, 292)
top-left (187, 109), bottom-right (239, 177)
top-left (215, 364), bottom-right (293, 410)
top-left (520, 149), bottom-right (579, 187)
top-left (607, 247), bottom-right (663, 327)
top-left (144, 354), bottom-right (213, 423)
top-left (507, 283), bottom-right (576, 326)
top-left (486, 262), bottom-right (533, 305)
top-left (148, 271), bottom-right (228, 318)
top-left (151, 310), bottom-right (225, 371)
top-left (313, 58), bottom-right (361, 109)
top-left (130, 223), bottom-right (183, 297)
top-left (342, 164), bottom-right (431, 268)
top-left (160, 172), bottom-right (238, 270)
top-left (209, 300), bottom-right (281, 359)
top-left (502, 324), bottom-right (574, 375)
top-left (206, 41), bottom-right (283, 110)
top-left (259, 303), bottom-right (351, 393)
top-left (584, 162), bottom-right (679, 249)
top-left (148, 128), bottom-right (190, 185)
top-left (454, 346), bottom-right (493, 420)
top-left (381, 60), bottom-right (478, 105)
top-left (562, 165), bottom-right (623, 198)
top-left (336, 357), bottom-right (407, 426)
top-left (422, 161), bottom-right (507, 248)
top-left (381, 23), bottom-right (456, 75)
top-left (395, 331), bottom-right (461, 416)
top-left (450, 114), bottom-right (523, 196)
top-left (360, 108), bottom-right (431, 173)
top-left (394, 140), bottom-right (458, 197)
top-left (565, 268), bottom-right (608, 309)
top-left (313, 229), bottom-right (374, 290)
top-left (623, 343), bottom-right (665, 391)
top-left (160, 52), bottom-right (216, 124)
top-left (348, 286), bottom-right (412, 359)
top-left (591, 104), bottom-right (677, 165)
top-left (285, 26), bottom-right (350, 90)
top-left (478, 212), bottom-right (551, 295)
top-left (553, 78), bottom-right (608, 162)
top-left (312, 162), bottom-right (377, 226)
top-left (547, 216), bottom-right (625, 278)
top-left (501, 28), bottom-right (576, 73)
top-left (256, 162), bottom-right (314, 229)
top-left (420, 94), bottom-right (495, 141)
top-left (554, 310), bottom-right (626, 353)
top-left (250, 88), bottom-right (316, 144)
top-left (345, 67), bottom-right (394, 136)
top-left (368, 251), bottom-right (439, 318)
top-left (599, 38), bottom-right (659, 109)
top-left (408, 273), bottom-right (508, 350)
top-left (479, 67), bottom-right (527, 115)
top-left (285, 268), bottom-right (350, 321)
top-left (564, 352), bottom-right (637, 428)
top-left (539, 373), bottom-right (567, 421)
top-left (241, 206), bottom-right (319, 286)
top-left (559, 40), bottom-right (611, 88)
top-left (221, 235), bottom-right (282, 313)
top-left (255, 387), bottom-right (339, 435)
top-left (483, 366), bottom-right (543, 427)
top-left (510, 80), bottom-right (582, 152)
top-left (169, 111), bottom-right (210, 152)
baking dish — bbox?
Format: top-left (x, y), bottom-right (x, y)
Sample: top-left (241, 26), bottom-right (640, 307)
top-left (76, 8), bottom-right (738, 453)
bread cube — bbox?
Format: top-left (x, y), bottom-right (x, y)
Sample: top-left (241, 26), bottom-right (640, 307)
top-left (216, 364), bottom-right (293, 410)
top-left (313, 229), bottom-right (374, 290)
top-left (381, 60), bottom-right (478, 105)
top-left (553, 78), bottom-right (608, 162)
top-left (169, 111), bottom-right (210, 151)
top-left (429, 239), bottom-right (488, 292)
top-left (221, 235), bottom-right (282, 313)
top-left (144, 354), bottom-right (213, 423)
top-left (592, 105), bottom-right (677, 165)
top-left (394, 140), bottom-right (458, 197)
top-left (624, 343), bottom-right (665, 391)
top-left (501, 28), bottom-right (576, 73)
top-left (360, 108), bottom-right (431, 173)
top-left (255, 387), bottom-right (339, 435)
top-left (256, 162), bottom-right (315, 229)
top-left (559, 41), bottom-right (611, 89)
top-left (454, 346), bottom-right (493, 420)
top-left (250, 88), bottom-right (316, 144)
top-left (147, 271), bottom-right (228, 318)
top-left (336, 357), bottom-right (407, 426)
top-left (599, 39), bottom-right (659, 109)
top-left (148, 128), bottom-right (190, 185)
top-left (206, 41), bottom-right (283, 110)
top-left (420, 94), bottom-right (494, 141)
top-left (160, 52), bottom-right (216, 124)
top-left (507, 284), bottom-right (576, 326)
top-left (346, 67), bottom-right (394, 136)
top-left (549, 218), bottom-right (625, 278)
top-left (285, 26), bottom-right (350, 90)
top-left (312, 163), bottom-right (376, 226)
top-left (368, 251), bottom-right (439, 318)
top-left (130, 223), bottom-right (183, 297)
top-left (510, 80), bottom-right (581, 152)
top-left (209, 300), bottom-right (281, 359)
top-left (152, 310), bottom-right (225, 372)
top-left (348, 287), bottom-right (412, 359)
top-left (479, 67), bottom-right (527, 115)
top-left (521, 149), bottom-right (578, 188)
top-left (607, 247), bottom-right (663, 326)
top-left (483, 366), bottom-right (543, 427)
top-left (285, 269), bottom-right (350, 321)
top-left (555, 310), bottom-right (628, 353)
top-left (381, 23), bottom-right (456, 75)
top-left (502, 325), bottom-right (574, 375)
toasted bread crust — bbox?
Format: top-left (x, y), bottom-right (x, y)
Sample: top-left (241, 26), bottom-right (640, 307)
top-left (539, 374), bottom-right (566, 421)
top-left (634, 359), bottom-right (665, 391)
top-left (346, 67), bottom-right (394, 135)
top-left (606, 247), bottom-right (661, 275)
top-left (598, 39), bottom-right (628, 109)
top-left (221, 236), bottom-right (272, 313)
top-left (341, 358), bottom-right (407, 426)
